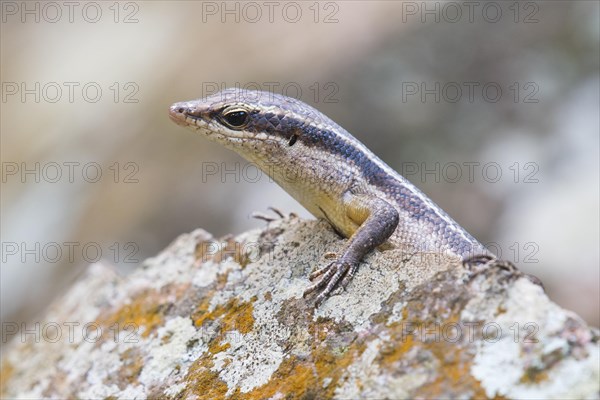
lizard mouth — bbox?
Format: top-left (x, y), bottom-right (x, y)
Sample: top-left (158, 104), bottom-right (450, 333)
top-left (168, 103), bottom-right (203, 127)
top-left (169, 103), bottom-right (269, 142)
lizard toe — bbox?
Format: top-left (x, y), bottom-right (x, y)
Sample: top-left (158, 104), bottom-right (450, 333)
top-left (311, 260), bottom-right (351, 306)
top-left (340, 262), bottom-right (360, 290)
top-left (303, 261), bottom-right (338, 296)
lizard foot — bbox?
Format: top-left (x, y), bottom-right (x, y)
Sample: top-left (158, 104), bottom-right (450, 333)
top-left (464, 254), bottom-right (545, 291)
top-left (251, 207), bottom-right (297, 222)
top-left (303, 258), bottom-right (357, 306)
top-left (307, 252), bottom-right (338, 280)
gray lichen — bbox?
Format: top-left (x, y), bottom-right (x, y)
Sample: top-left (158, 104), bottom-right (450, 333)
top-left (1, 218), bottom-right (598, 399)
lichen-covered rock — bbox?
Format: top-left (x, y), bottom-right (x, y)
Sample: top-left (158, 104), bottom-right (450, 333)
top-left (1, 217), bottom-right (598, 399)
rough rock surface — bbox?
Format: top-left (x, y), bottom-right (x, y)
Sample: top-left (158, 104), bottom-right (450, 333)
top-left (1, 217), bottom-right (598, 399)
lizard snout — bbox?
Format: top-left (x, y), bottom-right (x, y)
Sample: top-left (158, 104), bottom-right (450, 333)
top-left (168, 103), bottom-right (191, 126)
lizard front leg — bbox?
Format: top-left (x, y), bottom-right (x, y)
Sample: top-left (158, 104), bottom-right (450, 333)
top-left (303, 192), bottom-right (399, 306)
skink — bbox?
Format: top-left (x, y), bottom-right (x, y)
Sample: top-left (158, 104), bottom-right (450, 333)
top-left (169, 89), bottom-right (491, 305)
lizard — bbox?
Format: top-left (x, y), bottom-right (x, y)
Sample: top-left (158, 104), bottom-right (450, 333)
top-left (168, 88), bottom-right (492, 306)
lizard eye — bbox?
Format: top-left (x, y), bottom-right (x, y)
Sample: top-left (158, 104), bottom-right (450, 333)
top-left (220, 109), bottom-right (249, 129)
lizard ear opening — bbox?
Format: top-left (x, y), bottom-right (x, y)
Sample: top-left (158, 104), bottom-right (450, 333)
top-left (288, 134), bottom-right (298, 146)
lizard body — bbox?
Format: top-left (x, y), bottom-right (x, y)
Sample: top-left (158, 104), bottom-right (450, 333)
top-left (169, 88), bottom-right (491, 305)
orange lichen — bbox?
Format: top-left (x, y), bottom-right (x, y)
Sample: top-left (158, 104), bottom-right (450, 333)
top-left (378, 308), bottom-right (414, 365)
top-left (241, 316), bottom-right (367, 400)
top-left (244, 329), bottom-right (365, 399)
top-left (242, 355), bottom-right (319, 399)
top-left (520, 367), bottom-right (550, 384)
top-left (378, 311), bottom-right (489, 399)
top-left (309, 316), bottom-right (342, 342)
top-left (180, 356), bottom-right (229, 399)
top-left (179, 294), bottom-right (257, 400)
top-left (97, 289), bottom-right (166, 339)
top-left (380, 333), bottom-right (414, 366)
top-left (93, 280), bottom-right (191, 346)
top-left (416, 341), bottom-right (488, 399)
top-left (0, 360), bottom-right (14, 396)
top-left (115, 348), bottom-right (144, 386)
top-left (174, 270), bottom-right (488, 398)
top-left (187, 309), bottom-right (368, 399)
top-left (312, 339), bottom-right (367, 398)
top-left (209, 340), bottom-right (231, 355)
top-left (193, 297), bottom-right (256, 335)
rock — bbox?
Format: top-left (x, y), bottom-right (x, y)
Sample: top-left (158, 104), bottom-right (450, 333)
top-left (1, 217), bottom-right (598, 399)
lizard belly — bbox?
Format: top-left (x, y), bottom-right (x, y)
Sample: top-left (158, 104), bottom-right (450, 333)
top-left (286, 183), bottom-right (358, 238)
top-left (313, 192), bottom-right (358, 238)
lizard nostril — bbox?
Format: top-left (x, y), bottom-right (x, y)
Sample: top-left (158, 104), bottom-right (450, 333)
top-left (177, 107), bottom-right (185, 114)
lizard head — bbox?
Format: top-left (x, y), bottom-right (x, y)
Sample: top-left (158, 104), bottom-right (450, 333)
top-left (168, 88), bottom-right (347, 160)
top-left (168, 88), bottom-right (368, 198)
top-left (169, 88), bottom-right (383, 218)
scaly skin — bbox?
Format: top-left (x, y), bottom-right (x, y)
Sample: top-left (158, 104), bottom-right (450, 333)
top-left (169, 88), bottom-right (491, 306)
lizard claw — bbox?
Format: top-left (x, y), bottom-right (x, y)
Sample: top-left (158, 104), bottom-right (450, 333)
top-left (340, 262), bottom-right (360, 290)
top-left (308, 253), bottom-right (338, 280)
top-left (308, 263), bottom-right (333, 280)
top-left (251, 211), bottom-right (277, 222)
top-left (303, 259), bottom-right (355, 306)
top-left (251, 207), bottom-right (297, 222)
top-left (267, 206), bottom-right (285, 218)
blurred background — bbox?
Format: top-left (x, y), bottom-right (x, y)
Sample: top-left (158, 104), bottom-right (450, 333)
top-left (1, 0), bottom-right (598, 335)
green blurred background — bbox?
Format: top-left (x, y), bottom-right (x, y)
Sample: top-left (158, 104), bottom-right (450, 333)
top-left (1, 1), bottom-right (598, 332)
